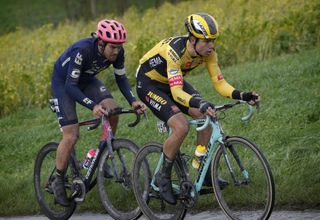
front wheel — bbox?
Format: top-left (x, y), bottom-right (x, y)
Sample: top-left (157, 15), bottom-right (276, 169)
top-left (97, 138), bottom-right (143, 220)
top-left (34, 142), bottom-right (77, 220)
top-left (212, 136), bottom-right (275, 220)
top-left (132, 142), bottom-right (187, 220)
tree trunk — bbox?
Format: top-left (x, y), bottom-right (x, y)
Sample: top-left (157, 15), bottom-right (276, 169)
top-left (90, 0), bottom-right (97, 18)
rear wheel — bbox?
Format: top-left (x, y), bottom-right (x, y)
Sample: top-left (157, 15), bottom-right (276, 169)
top-left (212, 136), bottom-right (275, 220)
top-left (34, 142), bottom-right (77, 220)
top-left (97, 138), bottom-right (143, 220)
top-left (132, 142), bottom-right (187, 220)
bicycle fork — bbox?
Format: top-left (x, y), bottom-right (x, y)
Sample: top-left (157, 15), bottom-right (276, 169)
top-left (106, 139), bottom-right (131, 185)
top-left (221, 141), bottom-right (250, 186)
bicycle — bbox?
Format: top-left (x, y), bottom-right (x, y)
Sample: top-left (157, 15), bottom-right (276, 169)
top-left (34, 102), bottom-right (147, 220)
top-left (132, 100), bottom-right (275, 220)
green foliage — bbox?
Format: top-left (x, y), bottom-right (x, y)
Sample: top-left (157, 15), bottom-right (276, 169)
top-left (0, 0), bottom-right (319, 117)
top-left (0, 48), bottom-right (319, 215)
top-left (0, 0), bottom-right (181, 35)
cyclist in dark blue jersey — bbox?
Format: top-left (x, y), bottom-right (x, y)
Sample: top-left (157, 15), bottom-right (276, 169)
top-left (51, 19), bottom-right (146, 206)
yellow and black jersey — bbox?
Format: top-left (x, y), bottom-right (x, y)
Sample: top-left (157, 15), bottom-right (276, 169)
top-left (138, 35), bottom-right (235, 107)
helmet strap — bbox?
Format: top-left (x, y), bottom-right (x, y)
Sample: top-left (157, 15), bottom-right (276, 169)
top-left (97, 39), bottom-right (107, 54)
top-left (194, 38), bottom-right (202, 57)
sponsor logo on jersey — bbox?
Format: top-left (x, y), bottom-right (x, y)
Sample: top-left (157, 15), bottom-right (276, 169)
top-left (177, 97), bottom-right (186, 104)
top-left (137, 81), bottom-right (142, 89)
top-left (84, 63), bottom-right (108, 75)
top-left (70, 69), bottom-right (80, 79)
top-left (149, 56), bottom-right (163, 68)
top-left (83, 98), bottom-right (93, 105)
top-left (173, 38), bottom-right (182, 45)
top-left (150, 99), bottom-right (162, 111)
top-left (161, 37), bottom-right (173, 46)
top-left (168, 49), bottom-right (179, 62)
top-left (74, 52), bottom-right (83, 65)
top-left (147, 91), bottom-right (167, 105)
top-left (100, 86), bottom-right (106, 92)
top-left (169, 69), bottom-right (179, 75)
top-left (185, 61), bottom-right (192, 68)
top-left (169, 75), bottom-right (183, 87)
top-left (217, 73), bottom-right (224, 81)
top-left (146, 91), bottom-right (167, 111)
top-left (62, 57), bottom-right (71, 67)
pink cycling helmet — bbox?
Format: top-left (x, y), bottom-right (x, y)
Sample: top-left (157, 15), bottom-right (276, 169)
top-left (96, 19), bottom-right (127, 43)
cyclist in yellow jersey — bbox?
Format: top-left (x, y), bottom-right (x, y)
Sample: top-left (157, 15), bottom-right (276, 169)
top-left (136, 12), bottom-right (260, 204)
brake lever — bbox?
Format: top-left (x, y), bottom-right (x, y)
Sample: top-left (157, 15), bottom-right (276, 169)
top-left (255, 102), bottom-right (260, 113)
top-left (143, 111), bottom-right (148, 121)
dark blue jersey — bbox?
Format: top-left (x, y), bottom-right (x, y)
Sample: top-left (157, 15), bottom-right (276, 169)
top-left (52, 37), bottom-right (135, 109)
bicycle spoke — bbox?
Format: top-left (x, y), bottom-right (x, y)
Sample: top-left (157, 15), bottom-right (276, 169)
top-left (34, 142), bottom-right (76, 219)
top-left (132, 143), bottom-right (187, 220)
top-left (213, 137), bottom-right (275, 220)
top-left (97, 139), bottom-right (142, 220)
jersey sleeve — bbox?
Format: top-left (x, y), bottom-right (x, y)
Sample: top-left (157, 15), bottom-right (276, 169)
top-left (206, 52), bottom-right (235, 98)
top-left (166, 48), bottom-right (196, 107)
top-left (65, 47), bottom-right (96, 110)
top-left (113, 49), bottom-right (136, 105)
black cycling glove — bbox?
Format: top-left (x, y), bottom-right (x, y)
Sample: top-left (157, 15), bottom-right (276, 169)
top-left (241, 92), bottom-right (259, 102)
top-left (199, 100), bottom-right (215, 113)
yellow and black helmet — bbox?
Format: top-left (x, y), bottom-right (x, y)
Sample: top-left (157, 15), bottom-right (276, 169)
top-left (185, 13), bottom-right (219, 39)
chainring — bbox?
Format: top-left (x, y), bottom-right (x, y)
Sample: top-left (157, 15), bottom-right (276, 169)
top-left (180, 180), bottom-right (197, 208)
top-left (72, 177), bottom-right (86, 203)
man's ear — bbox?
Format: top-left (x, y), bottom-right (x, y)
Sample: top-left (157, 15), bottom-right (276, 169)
top-left (98, 39), bottom-right (107, 48)
top-left (188, 35), bottom-right (196, 45)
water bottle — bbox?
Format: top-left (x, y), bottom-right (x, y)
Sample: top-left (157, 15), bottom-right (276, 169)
top-left (192, 145), bottom-right (207, 169)
top-left (83, 149), bottom-right (96, 169)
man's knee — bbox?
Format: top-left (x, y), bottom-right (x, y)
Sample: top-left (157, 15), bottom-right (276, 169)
top-left (63, 133), bottom-right (78, 146)
top-left (168, 115), bottom-right (189, 138)
top-left (61, 125), bottom-right (79, 146)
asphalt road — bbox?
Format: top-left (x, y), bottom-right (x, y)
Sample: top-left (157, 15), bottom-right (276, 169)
top-left (1, 210), bottom-right (320, 220)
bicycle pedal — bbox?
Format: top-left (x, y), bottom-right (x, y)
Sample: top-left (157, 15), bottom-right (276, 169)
top-left (149, 190), bottom-right (161, 199)
top-left (45, 187), bottom-right (54, 194)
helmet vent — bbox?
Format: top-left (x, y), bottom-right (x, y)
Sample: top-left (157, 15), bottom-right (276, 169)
top-left (118, 30), bottom-right (122, 39)
top-left (96, 19), bottom-right (127, 43)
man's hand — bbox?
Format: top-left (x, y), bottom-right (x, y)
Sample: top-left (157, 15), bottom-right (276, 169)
top-left (93, 104), bottom-right (106, 117)
top-left (241, 91), bottom-right (260, 105)
top-left (199, 100), bottom-right (216, 117)
top-left (131, 100), bottom-right (147, 114)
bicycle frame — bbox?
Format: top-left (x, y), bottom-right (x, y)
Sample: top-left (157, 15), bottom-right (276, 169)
top-left (66, 117), bottom-right (114, 195)
top-left (152, 101), bottom-right (254, 195)
top-left (68, 109), bottom-right (140, 196)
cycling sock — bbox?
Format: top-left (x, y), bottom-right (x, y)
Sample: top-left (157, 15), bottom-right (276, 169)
top-left (161, 155), bottom-right (174, 177)
top-left (56, 168), bottom-right (66, 178)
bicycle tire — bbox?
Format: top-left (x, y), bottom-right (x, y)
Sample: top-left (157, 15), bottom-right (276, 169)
top-left (97, 138), bottom-right (144, 220)
top-left (211, 136), bottom-right (275, 220)
top-left (132, 142), bottom-right (187, 220)
top-left (34, 142), bottom-right (77, 220)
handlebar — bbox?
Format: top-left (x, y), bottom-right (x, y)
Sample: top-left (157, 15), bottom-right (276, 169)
top-left (196, 101), bottom-right (255, 131)
top-left (79, 107), bottom-right (141, 131)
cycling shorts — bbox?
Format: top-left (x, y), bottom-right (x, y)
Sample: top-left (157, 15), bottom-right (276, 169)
top-left (136, 73), bottom-right (201, 123)
top-left (51, 76), bottom-right (113, 127)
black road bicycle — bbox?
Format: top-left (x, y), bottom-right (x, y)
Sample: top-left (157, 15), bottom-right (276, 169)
top-left (132, 101), bottom-right (275, 220)
top-left (34, 103), bottom-right (147, 220)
